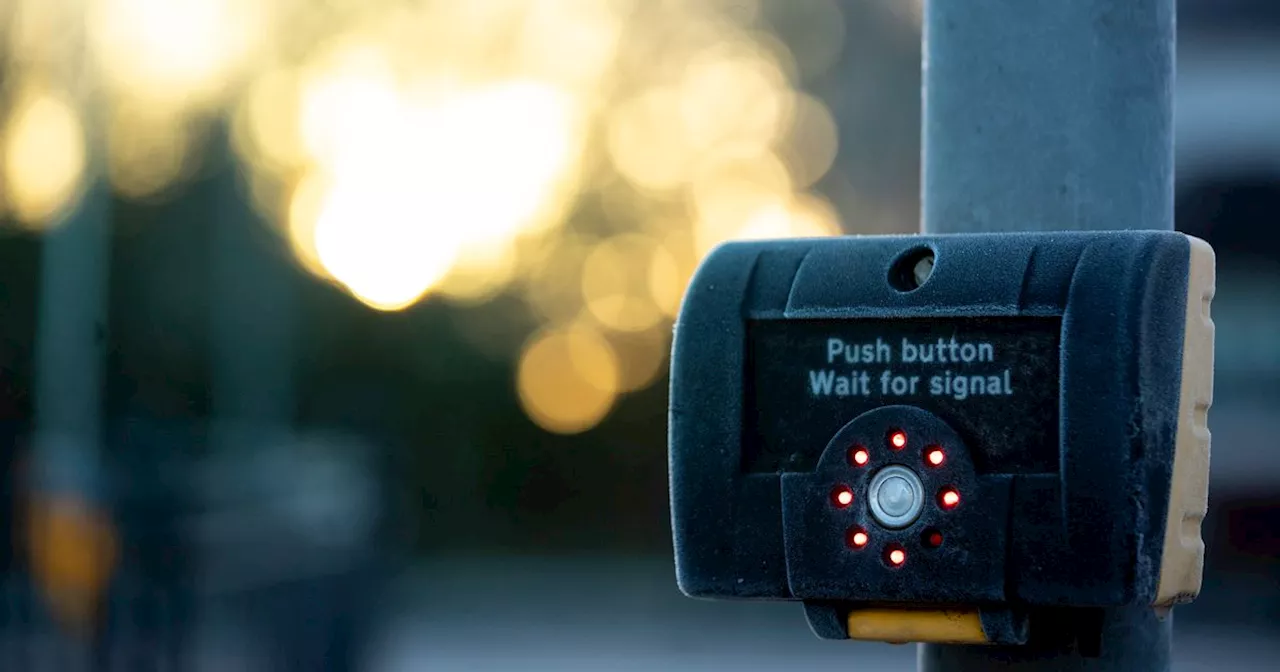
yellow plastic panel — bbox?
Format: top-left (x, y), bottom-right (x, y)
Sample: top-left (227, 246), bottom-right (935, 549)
top-left (846, 608), bottom-right (988, 644)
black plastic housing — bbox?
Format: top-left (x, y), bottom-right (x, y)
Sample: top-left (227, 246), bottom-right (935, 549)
top-left (669, 232), bottom-right (1193, 613)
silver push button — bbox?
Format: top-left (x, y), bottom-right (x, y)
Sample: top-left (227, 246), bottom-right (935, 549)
top-left (868, 465), bottom-right (925, 529)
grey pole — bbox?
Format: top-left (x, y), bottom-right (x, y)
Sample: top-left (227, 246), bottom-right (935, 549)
top-left (920, 0), bottom-right (1175, 669)
top-left (30, 33), bottom-right (112, 668)
top-left (31, 0), bottom-right (113, 507)
top-left (922, 0), bottom-right (1174, 234)
top-left (33, 161), bottom-right (111, 504)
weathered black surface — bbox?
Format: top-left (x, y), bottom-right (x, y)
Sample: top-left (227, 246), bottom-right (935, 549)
top-left (669, 232), bottom-right (1191, 624)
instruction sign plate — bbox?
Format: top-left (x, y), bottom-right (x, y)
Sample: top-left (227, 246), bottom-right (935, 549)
top-left (744, 317), bottom-right (1061, 474)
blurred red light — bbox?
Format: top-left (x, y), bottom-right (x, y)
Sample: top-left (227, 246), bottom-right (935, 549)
top-left (939, 488), bottom-right (961, 510)
top-left (887, 547), bottom-right (907, 566)
top-left (851, 448), bottom-right (870, 466)
top-left (847, 527), bottom-right (868, 548)
top-left (832, 486), bottom-right (854, 508)
top-left (889, 430), bottom-right (907, 450)
top-left (926, 447), bottom-right (945, 466)
top-left (925, 530), bottom-right (943, 548)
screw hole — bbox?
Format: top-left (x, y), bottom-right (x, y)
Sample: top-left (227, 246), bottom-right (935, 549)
top-left (890, 247), bottom-right (935, 292)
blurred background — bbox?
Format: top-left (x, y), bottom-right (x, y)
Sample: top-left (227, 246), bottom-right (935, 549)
top-left (0, 0), bottom-right (1276, 669)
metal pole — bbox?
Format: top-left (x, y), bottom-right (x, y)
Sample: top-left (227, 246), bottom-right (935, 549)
top-left (922, 0), bottom-right (1175, 234)
top-left (920, 0), bottom-right (1175, 669)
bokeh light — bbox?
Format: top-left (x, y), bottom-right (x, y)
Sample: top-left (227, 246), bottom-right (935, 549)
top-left (435, 241), bottom-right (521, 305)
top-left (286, 172), bottom-right (331, 279)
top-left (606, 327), bottom-right (671, 394)
top-left (87, 0), bottom-right (267, 111)
top-left (647, 228), bottom-right (698, 319)
top-left (778, 93), bottom-right (840, 188)
top-left (311, 179), bottom-right (463, 311)
top-left (233, 67), bottom-right (306, 174)
top-left (105, 102), bottom-right (196, 200)
top-left (606, 87), bottom-right (696, 193)
top-left (286, 43), bottom-right (584, 311)
top-left (517, 323), bottom-right (621, 435)
top-left (1, 88), bottom-right (86, 227)
top-left (0, 0), bottom-right (850, 434)
top-left (734, 192), bottom-right (843, 241)
top-left (512, 0), bottom-right (629, 92)
top-left (27, 496), bottom-right (119, 630)
top-left (677, 41), bottom-right (792, 155)
top-left (523, 235), bottom-right (592, 326)
top-left (689, 151), bottom-right (794, 254)
top-left (581, 235), bottom-right (666, 333)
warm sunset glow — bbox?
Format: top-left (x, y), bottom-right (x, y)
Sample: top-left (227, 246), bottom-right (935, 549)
top-left (0, 0), bottom-right (851, 434)
top-left (292, 54), bottom-right (582, 310)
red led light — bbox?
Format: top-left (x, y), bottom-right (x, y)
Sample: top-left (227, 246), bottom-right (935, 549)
top-left (889, 430), bottom-right (908, 450)
top-left (846, 527), bottom-right (869, 549)
top-left (939, 487), bottom-right (961, 510)
top-left (923, 529), bottom-right (944, 548)
top-left (832, 486), bottom-right (854, 508)
top-left (926, 447), bottom-right (945, 467)
top-left (885, 545), bottom-right (907, 567)
top-left (851, 447), bottom-right (870, 466)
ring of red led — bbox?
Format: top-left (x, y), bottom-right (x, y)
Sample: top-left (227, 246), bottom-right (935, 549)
top-left (826, 429), bottom-right (962, 567)
top-left (831, 485), bottom-right (854, 508)
top-left (938, 487), bottom-right (961, 510)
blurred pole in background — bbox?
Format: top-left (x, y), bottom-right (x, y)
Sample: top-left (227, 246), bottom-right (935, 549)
top-left (206, 124), bottom-right (304, 668)
top-left (31, 3), bottom-right (112, 518)
top-left (31, 173), bottom-right (111, 672)
top-left (921, 0), bottom-right (1175, 670)
top-left (209, 128), bottom-right (295, 457)
top-left (32, 154), bottom-right (110, 504)
top-left (28, 7), bottom-right (114, 669)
